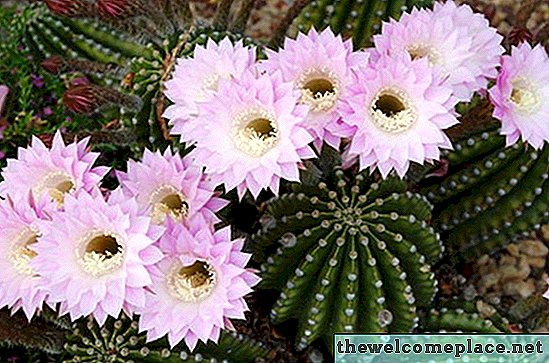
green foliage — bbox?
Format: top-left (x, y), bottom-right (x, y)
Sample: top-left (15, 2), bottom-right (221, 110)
top-left (289, 0), bottom-right (433, 48)
top-left (421, 129), bottom-right (549, 261)
top-left (0, 5), bottom-right (94, 164)
top-left (254, 170), bottom-right (443, 349)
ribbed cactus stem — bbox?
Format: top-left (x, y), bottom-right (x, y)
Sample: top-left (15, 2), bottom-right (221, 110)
top-left (422, 125), bottom-right (548, 261)
top-left (0, 309), bottom-right (65, 354)
top-left (255, 171), bottom-right (443, 349)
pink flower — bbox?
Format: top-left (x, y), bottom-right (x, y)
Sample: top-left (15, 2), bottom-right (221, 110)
top-left (0, 131), bottom-right (109, 207)
top-left (136, 220), bottom-right (260, 351)
top-left (186, 69), bottom-right (315, 199)
top-left (116, 148), bottom-right (228, 227)
top-left (260, 28), bottom-right (365, 150)
top-left (489, 43), bottom-right (549, 149)
top-left (163, 38), bottom-right (257, 139)
top-left (373, 1), bottom-right (503, 102)
top-left (31, 189), bottom-right (164, 325)
top-left (0, 195), bottom-right (54, 320)
top-left (340, 53), bottom-right (458, 178)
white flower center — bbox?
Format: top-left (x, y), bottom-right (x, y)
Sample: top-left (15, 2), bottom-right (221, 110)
top-left (369, 87), bottom-right (418, 133)
top-left (231, 108), bottom-right (279, 157)
top-left (167, 259), bottom-right (217, 303)
top-left (33, 171), bottom-right (75, 206)
top-left (77, 230), bottom-right (125, 277)
top-left (406, 43), bottom-right (443, 67)
top-left (297, 67), bottom-right (341, 112)
top-left (10, 228), bottom-right (39, 276)
top-left (509, 78), bottom-right (541, 114)
top-left (148, 185), bottom-right (189, 225)
top-left (202, 73), bottom-right (222, 92)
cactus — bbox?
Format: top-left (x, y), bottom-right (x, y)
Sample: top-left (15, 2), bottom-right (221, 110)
top-left (420, 300), bottom-right (508, 333)
top-left (286, 0), bottom-right (433, 48)
top-left (18, 2), bottom-right (260, 148)
top-left (420, 126), bottom-right (549, 261)
top-left (254, 170), bottom-right (443, 349)
top-left (63, 313), bottom-right (271, 363)
top-left (0, 308), bottom-right (65, 354)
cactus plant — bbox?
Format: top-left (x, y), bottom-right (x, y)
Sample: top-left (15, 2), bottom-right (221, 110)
top-left (286, 0), bottom-right (433, 48)
top-left (420, 305), bottom-right (507, 333)
top-left (18, 2), bottom-right (260, 148)
top-left (254, 169), bottom-right (444, 349)
top-left (420, 125), bottom-right (549, 261)
top-left (0, 308), bottom-right (65, 354)
top-left (63, 313), bottom-right (271, 363)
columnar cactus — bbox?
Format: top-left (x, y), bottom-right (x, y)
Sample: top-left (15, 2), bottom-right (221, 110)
top-left (254, 170), bottom-right (443, 349)
top-left (421, 127), bottom-right (549, 260)
top-left (289, 0), bottom-right (433, 47)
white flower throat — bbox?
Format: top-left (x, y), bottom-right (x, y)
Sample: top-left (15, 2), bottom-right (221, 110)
top-left (78, 230), bottom-right (125, 277)
top-left (369, 87), bottom-right (418, 133)
top-left (167, 260), bottom-right (217, 302)
top-left (33, 171), bottom-right (75, 206)
top-left (11, 227), bottom-right (39, 276)
top-left (149, 185), bottom-right (189, 224)
top-left (406, 43), bottom-right (443, 67)
top-left (232, 108), bottom-right (279, 157)
top-left (297, 67), bottom-right (340, 112)
top-left (510, 78), bottom-right (542, 114)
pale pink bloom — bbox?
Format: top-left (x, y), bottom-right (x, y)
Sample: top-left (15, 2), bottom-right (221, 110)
top-left (31, 189), bottom-right (164, 325)
top-left (374, 1), bottom-right (503, 102)
top-left (340, 53), bottom-right (458, 178)
top-left (163, 38), bottom-right (257, 139)
top-left (489, 43), bottom-right (549, 149)
top-left (117, 148), bottom-right (228, 227)
top-left (0, 195), bottom-right (54, 320)
top-left (260, 28), bottom-right (365, 150)
top-left (0, 131), bottom-right (109, 207)
top-left (137, 220), bottom-right (260, 351)
top-left (186, 69), bottom-right (315, 199)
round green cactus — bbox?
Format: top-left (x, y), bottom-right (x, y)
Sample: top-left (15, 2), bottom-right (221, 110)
top-left (254, 170), bottom-right (443, 349)
top-left (289, 0), bottom-right (433, 48)
top-left (63, 314), bottom-right (271, 363)
top-left (421, 128), bottom-right (549, 261)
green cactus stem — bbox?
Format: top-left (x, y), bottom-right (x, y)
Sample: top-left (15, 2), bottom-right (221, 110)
top-left (421, 128), bottom-right (549, 261)
top-left (63, 314), bottom-right (271, 363)
top-left (0, 308), bottom-right (65, 354)
top-left (254, 170), bottom-right (443, 349)
top-left (287, 0), bottom-right (433, 48)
